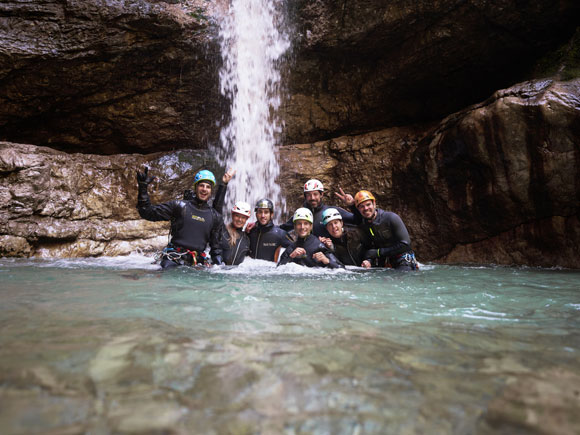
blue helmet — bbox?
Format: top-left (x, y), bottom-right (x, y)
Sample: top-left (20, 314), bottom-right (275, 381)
top-left (321, 208), bottom-right (342, 226)
top-left (194, 169), bottom-right (216, 186)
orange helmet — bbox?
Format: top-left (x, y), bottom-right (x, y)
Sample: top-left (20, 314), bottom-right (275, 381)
top-left (354, 190), bottom-right (376, 207)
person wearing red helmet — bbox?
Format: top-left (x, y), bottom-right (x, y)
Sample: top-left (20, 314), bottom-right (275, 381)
top-left (352, 190), bottom-right (418, 270)
top-left (280, 179), bottom-right (360, 238)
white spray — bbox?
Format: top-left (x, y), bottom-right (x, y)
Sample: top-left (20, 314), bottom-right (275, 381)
top-left (216, 0), bottom-right (290, 220)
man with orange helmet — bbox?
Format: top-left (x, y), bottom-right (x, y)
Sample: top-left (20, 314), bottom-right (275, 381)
top-left (280, 179), bottom-right (360, 238)
top-left (353, 190), bottom-right (418, 271)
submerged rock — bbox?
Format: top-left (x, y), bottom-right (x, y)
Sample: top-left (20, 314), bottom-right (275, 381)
top-left (481, 368), bottom-right (580, 435)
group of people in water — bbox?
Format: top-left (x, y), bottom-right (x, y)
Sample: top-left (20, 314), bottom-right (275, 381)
top-left (136, 167), bottom-right (418, 271)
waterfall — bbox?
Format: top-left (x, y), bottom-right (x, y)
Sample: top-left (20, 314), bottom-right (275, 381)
top-left (215, 0), bottom-right (290, 221)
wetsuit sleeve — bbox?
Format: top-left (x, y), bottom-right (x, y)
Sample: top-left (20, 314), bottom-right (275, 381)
top-left (212, 184), bottom-right (227, 214)
top-left (209, 209), bottom-right (225, 261)
top-left (279, 216), bottom-right (294, 232)
top-left (338, 206), bottom-right (362, 225)
top-left (137, 197), bottom-right (178, 222)
top-left (275, 227), bottom-right (294, 248)
top-left (363, 242), bottom-right (410, 261)
top-left (277, 243), bottom-right (294, 266)
top-left (325, 251), bottom-right (345, 269)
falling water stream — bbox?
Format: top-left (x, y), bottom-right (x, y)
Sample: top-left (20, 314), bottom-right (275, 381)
top-left (216, 0), bottom-right (290, 217)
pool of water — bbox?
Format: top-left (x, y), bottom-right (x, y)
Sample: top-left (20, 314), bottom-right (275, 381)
top-left (1, 256), bottom-right (579, 434)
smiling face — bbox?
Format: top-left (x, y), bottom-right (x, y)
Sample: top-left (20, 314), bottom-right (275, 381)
top-left (256, 208), bottom-right (272, 226)
top-left (231, 212), bottom-right (249, 229)
top-left (195, 181), bottom-right (213, 202)
top-left (304, 191), bottom-right (323, 209)
top-left (294, 220), bottom-right (313, 238)
top-left (357, 199), bottom-right (376, 220)
top-left (326, 219), bottom-right (343, 238)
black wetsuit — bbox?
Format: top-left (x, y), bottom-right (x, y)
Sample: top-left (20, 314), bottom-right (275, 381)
top-left (280, 202), bottom-right (361, 238)
top-left (248, 221), bottom-right (293, 262)
top-left (137, 190), bottom-right (224, 268)
top-left (221, 226), bottom-right (251, 266)
top-left (278, 234), bottom-right (344, 269)
top-left (328, 227), bottom-right (366, 267)
top-left (357, 208), bottom-right (417, 270)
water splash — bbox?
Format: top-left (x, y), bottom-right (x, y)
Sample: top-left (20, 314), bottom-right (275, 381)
top-left (215, 0), bottom-right (290, 220)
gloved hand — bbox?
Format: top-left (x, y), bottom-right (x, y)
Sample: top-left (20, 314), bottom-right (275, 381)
top-left (136, 166), bottom-right (155, 208)
top-left (136, 166), bottom-right (155, 186)
top-left (213, 255), bottom-right (223, 266)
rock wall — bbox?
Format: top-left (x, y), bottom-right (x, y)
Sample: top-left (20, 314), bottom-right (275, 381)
top-left (0, 0), bottom-right (579, 152)
top-left (0, 143), bottom-right (220, 257)
top-left (2, 79), bottom-right (578, 267)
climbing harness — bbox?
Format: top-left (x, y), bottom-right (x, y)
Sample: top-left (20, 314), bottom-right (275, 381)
top-left (154, 246), bottom-right (210, 267)
top-left (392, 251), bottom-right (419, 270)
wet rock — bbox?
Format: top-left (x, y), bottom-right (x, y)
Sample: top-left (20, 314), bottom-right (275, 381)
top-left (0, 235), bottom-right (31, 256)
top-left (0, 141), bottom-right (219, 257)
top-left (283, 0), bottom-right (580, 143)
top-left (0, 0), bottom-right (224, 154)
top-left (0, 1), bottom-right (579, 151)
top-left (481, 369), bottom-right (580, 435)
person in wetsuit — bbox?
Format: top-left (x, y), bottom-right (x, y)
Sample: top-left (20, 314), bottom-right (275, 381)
top-left (280, 179), bottom-right (360, 238)
top-left (136, 167), bottom-right (224, 269)
top-left (248, 198), bottom-right (293, 262)
top-left (220, 201), bottom-right (251, 266)
top-left (353, 190), bottom-right (418, 271)
top-left (278, 208), bottom-right (344, 269)
top-left (319, 208), bottom-right (370, 268)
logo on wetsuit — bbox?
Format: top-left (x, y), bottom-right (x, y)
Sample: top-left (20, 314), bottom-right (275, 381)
top-left (191, 214), bottom-right (206, 222)
top-left (262, 242), bottom-right (277, 247)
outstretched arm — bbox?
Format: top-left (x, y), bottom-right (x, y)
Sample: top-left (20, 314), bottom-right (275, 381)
top-left (212, 168), bottom-right (235, 213)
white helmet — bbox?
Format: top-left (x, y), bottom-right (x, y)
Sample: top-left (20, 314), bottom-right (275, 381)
top-left (293, 207), bottom-right (313, 224)
top-left (232, 201), bottom-right (251, 217)
top-left (304, 179), bottom-right (324, 193)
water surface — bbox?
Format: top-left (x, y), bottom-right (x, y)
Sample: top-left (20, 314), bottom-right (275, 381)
top-left (1, 257), bottom-right (579, 434)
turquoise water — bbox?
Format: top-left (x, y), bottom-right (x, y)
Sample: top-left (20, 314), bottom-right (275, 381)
top-left (0, 256), bottom-right (579, 434)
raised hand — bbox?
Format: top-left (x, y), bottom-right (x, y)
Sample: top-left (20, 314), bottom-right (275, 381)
top-left (136, 166), bottom-right (155, 185)
top-left (222, 168), bottom-right (236, 184)
top-left (335, 187), bottom-right (354, 206)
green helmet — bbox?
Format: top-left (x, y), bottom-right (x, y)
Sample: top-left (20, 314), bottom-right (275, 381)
top-left (293, 207), bottom-right (313, 224)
